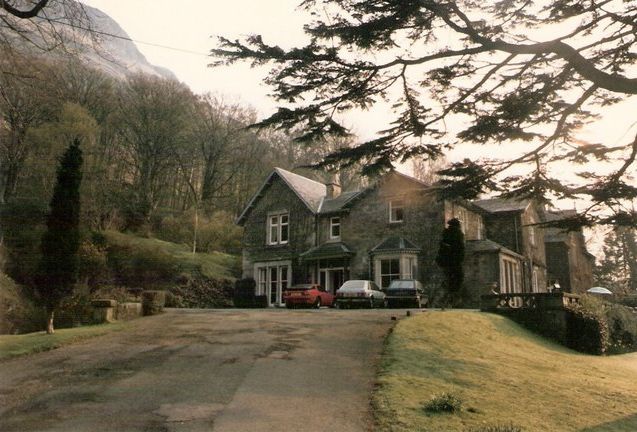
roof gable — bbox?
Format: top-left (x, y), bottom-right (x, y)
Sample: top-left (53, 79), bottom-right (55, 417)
top-left (473, 198), bottom-right (531, 214)
top-left (236, 167), bottom-right (326, 225)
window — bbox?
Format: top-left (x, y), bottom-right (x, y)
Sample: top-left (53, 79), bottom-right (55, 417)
top-left (330, 217), bottom-right (341, 239)
top-left (405, 256), bottom-right (417, 279)
top-left (374, 254), bottom-right (419, 288)
top-left (529, 226), bottom-right (536, 246)
top-left (258, 268), bottom-right (267, 295)
top-left (389, 199), bottom-right (404, 223)
top-left (380, 258), bottom-right (400, 288)
top-left (255, 261), bottom-right (292, 306)
top-left (500, 258), bottom-right (520, 293)
top-left (268, 212), bottom-right (289, 245)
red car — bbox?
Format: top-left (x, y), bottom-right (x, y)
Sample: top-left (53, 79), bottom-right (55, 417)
top-left (283, 284), bottom-right (336, 308)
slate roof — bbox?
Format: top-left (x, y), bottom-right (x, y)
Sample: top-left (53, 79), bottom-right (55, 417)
top-left (318, 191), bottom-right (362, 214)
top-left (465, 239), bottom-right (524, 259)
top-left (275, 168), bottom-right (326, 212)
top-left (473, 198), bottom-right (530, 214)
top-left (236, 167), bottom-right (326, 225)
top-left (370, 236), bottom-right (421, 254)
top-left (300, 242), bottom-right (355, 260)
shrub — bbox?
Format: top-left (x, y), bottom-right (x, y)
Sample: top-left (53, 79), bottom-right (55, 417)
top-left (422, 392), bottom-right (463, 414)
top-left (77, 240), bottom-right (109, 290)
top-left (168, 274), bottom-right (234, 308)
top-left (618, 294), bottom-right (637, 308)
top-left (107, 241), bottom-right (179, 289)
top-left (55, 293), bottom-right (95, 328)
top-left (605, 303), bottom-right (637, 354)
top-left (465, 425), bottom-right (524, 432)
top-left (0, 272), bottom-right (45, 334)
top-left (566, 295), bottom-right (609, 355)
top-left (92, 285), bottom-right (139, 303)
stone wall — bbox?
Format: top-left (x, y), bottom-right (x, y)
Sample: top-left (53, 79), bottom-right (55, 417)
top-left (464, 250), bottom-right (500, 307)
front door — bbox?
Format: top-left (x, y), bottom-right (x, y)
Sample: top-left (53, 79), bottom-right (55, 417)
top-left (330, 269), bottom-right (344, 295)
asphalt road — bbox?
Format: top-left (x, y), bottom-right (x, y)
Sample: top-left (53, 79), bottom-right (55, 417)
top-left (0, 308), bottom-right (399, 432)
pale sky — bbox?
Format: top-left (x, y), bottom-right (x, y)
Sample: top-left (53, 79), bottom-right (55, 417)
top-left (75, 1), bottom-right (636, 252)
top-left (78, 1), bottom-right (637, 146)
top-left (78, 1), bottom-right (636, 187)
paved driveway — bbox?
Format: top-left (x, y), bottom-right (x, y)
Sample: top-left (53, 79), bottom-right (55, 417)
top-left (0, 308), bottom-right (398, 432)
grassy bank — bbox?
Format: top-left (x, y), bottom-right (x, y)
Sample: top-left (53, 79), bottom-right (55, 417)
top-left (0, 323), bottom-right (125, 360)
top-left (374, 311), bottom-right (637, 432)
top-left (103, 230), bottom-right (240, 281)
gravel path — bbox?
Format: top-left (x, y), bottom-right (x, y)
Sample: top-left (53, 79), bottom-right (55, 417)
top-left (0, 308), bottom-right (398, 432)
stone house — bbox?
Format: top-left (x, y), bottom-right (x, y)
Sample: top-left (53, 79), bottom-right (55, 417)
top-left (237, 168), bottom-right (563, 306)
top-left (472, 198), bottom-right (549, 294)
top-left (543, 209), bottom-right (595, 293)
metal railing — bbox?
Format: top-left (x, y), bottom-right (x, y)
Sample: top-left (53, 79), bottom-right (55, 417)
top-left (480, 292), bottom-right (580, 311)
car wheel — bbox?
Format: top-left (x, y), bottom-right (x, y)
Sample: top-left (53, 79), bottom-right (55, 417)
top-left (383, 299), bottom-right (389, 308)
top-left (285, 302), bottom-right (292, 309)
top-left (314, 297), bottom-right (321, 309)
top-left (368, 297), bottom-right (374, 309)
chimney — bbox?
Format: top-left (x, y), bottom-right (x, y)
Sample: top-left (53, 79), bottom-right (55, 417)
top-left (325, 175), bottom-right (341, 199)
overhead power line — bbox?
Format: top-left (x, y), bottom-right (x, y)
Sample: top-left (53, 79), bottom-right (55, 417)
top-left (47, 17), bottom-right (211, 57)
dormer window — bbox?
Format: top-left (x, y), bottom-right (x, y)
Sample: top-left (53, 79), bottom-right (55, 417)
top-left (330, 217), bottom-right (341, 240)
top-left (268, 212), bottom-right (289, 245)
top-left (389, 199), bottom-right (404, 223)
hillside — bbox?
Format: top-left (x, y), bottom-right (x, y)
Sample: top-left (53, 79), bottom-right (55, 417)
top-left (103, 231), bottom-right (240, 283)
top-left (374, 311), bottom-right (637, 432)
top-left (9, 0), bottom-right (175, 79)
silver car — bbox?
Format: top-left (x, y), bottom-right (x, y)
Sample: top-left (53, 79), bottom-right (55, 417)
top-left (335, 280), bottom-right (386, 308)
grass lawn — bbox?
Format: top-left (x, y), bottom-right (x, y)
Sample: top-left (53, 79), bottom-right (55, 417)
top-left (0, 323), bottom-right (125, 360)
top-left (103, 230), bottom-right (240, 280)
top-left (374, 311), bottom-right (637, 432)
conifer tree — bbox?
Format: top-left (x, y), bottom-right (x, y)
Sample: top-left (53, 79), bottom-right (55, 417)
top-left (595, 227), bottom-right (637, 294)
top-left (436, 218), bottom-right (465, 307)
top-left (37, 138), bottom-right (82, 334)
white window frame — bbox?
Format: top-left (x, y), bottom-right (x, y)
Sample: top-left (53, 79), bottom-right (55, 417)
top-left (374, 254), bottom-right (419, 289)
top-left (330, 216), bottom-right (341, 240)
top-left (499, 257), bottom-right (520, 294)
top-left (254, 261), bottom-right (292, 306)
top-left (267, 212), bottom-right (289, 245)
top-left (389, 199), bottom-right (404, 223)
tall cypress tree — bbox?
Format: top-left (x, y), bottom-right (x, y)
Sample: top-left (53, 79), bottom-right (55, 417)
top-left (37, 139), bottom-right (83, 334)
top-left (436, 218), bottom-right (465, 307)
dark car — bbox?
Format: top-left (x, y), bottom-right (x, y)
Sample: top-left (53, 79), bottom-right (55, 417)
top-left (384, 279), bottom-right (427, 308)
top-left (283, 284), bottom-right (336, 308)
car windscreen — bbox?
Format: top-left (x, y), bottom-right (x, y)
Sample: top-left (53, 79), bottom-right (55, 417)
top-left (339, 280), bottom-right (367, 291)
top-left (388, 281), bottom-right (415, 289)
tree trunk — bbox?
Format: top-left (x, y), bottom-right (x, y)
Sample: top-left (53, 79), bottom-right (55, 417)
top-left (46, 309), bottom-right (55, 334)
top-left (192, 205), bottom-right (198, 255)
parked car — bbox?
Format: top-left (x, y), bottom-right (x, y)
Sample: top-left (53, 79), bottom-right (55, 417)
top-left (384, 279), bottom-right (427, 308)
top-left (283, 284), bottom-right (335, 308)
top-left (335, 280), bottom-right (385, 308)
